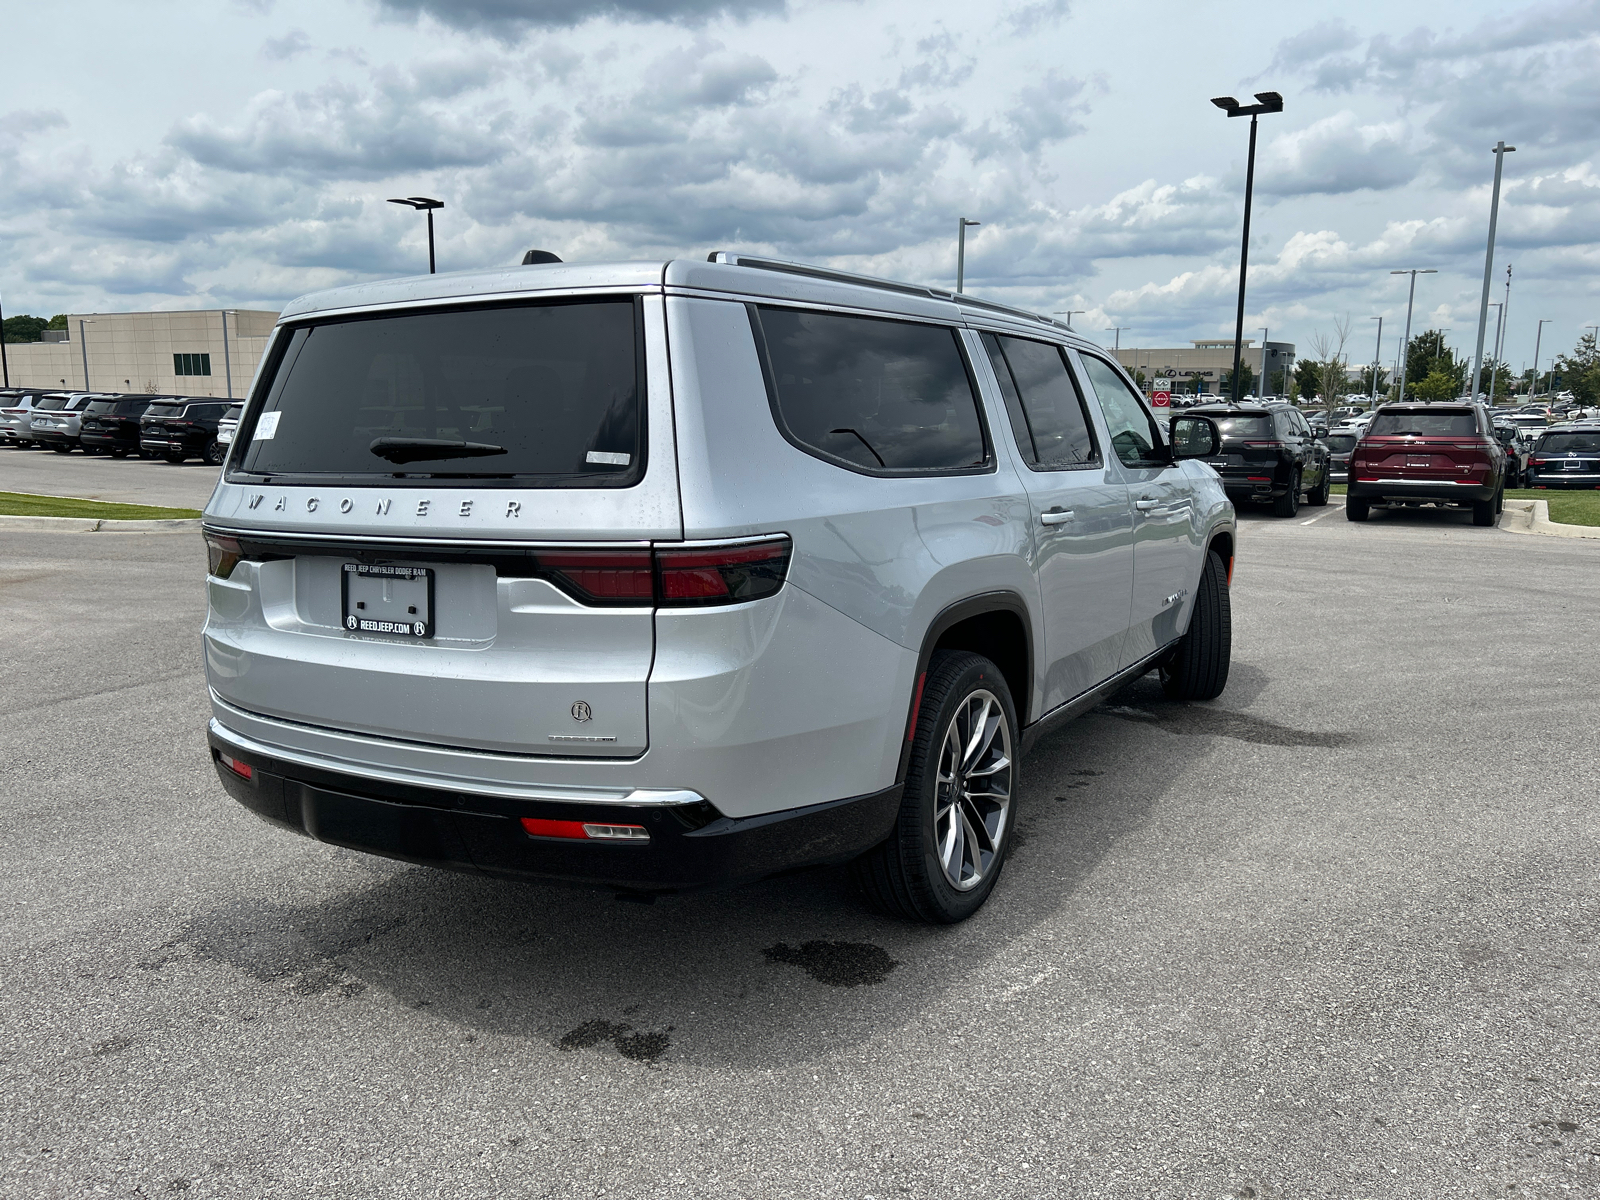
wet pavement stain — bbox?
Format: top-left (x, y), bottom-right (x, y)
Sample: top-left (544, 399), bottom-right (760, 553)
top-left (558, 1019), bottom-right (671, 1063)
top-left (92, 1035), bottom-right (136, 1057)
top-left (1097, 702), bottom-right (1356, 748)
top-left (763, 940), bottom-right (898, 987)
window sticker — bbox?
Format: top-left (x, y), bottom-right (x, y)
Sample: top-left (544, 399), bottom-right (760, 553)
top-left (254, 411), bottom-right (281, 440)
top-left (586, 450), bottom-right (630, 465)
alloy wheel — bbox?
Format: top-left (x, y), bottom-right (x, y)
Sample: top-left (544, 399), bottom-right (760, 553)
top-left (933, 689), bottom-right (1013, 891)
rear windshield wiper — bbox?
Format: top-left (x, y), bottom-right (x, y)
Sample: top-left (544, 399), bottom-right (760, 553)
top-left (369, 437), bottom-right (507, 465)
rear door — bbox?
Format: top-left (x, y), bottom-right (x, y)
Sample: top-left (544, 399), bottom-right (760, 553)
top-left (980, 333), bottom-right (1133, 709)
top-left (204, 294), bottom-right (677, 758)
top-left (1074, 352), bottom-right (1207, 664)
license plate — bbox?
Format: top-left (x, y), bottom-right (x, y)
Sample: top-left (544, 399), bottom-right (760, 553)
top-left (1564, 460), bottom-right (1583, 470)
top-left (1407, 456), bottom-right (1432, 468)
top-left (342, 564), bottom-right (434, 638)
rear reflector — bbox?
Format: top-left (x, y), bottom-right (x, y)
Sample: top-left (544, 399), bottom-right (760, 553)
top-left (219, 753), bottom-right (252, 780)
top-left (520, 818), bottom-right (649, 842)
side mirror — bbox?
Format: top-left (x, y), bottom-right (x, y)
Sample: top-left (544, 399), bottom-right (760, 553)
top-left (1170, 414), bottom-right (1221, 460)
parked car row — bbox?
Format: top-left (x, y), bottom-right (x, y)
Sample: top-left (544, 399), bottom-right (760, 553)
top-left (1525, 423), bottom-right (1600, 490)
top-left (0, 388), bottom-right (241, 464)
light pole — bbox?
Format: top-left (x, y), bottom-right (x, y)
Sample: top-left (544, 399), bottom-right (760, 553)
top-left (1531, 319), bottom-right (1551, 398)
top-left (220, 309), bottom-right (237, 399)
top-left (1368, 316), bottom-right (1383, 405)
top-left (1258, 327), bottom-right (1269, 398)
top-left (1468, 141), bottom-right (1515, 401)
top-left (956, 217), bottom-right (980, 293)
top-left (1053, 310), bottom-right (1085, 330)
top-left (0, 291), bottom-right (9, 386)
top-left (1211, 90), bottom-right (1284, 403)
top-left (387, 196), bottom-right (444, 274)
top-left (1390, 268), bottom-right (1436, 402)
top-left (1485, 303), bottom-right (1502, 403)
top-left (78, 318), bottom-right (94, 391)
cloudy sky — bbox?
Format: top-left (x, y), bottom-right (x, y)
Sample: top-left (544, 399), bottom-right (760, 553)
top-left (3, 0), bottom-right (1598, 372)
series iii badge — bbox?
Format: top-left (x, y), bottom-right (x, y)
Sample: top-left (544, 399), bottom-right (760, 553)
top-left (571, 701), bottom-right (593, 722)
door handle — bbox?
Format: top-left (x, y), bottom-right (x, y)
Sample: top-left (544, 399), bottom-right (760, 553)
top-left (1040, 508), bottom-right (1075, 526)
top-left (1133, 498), bottom-right (1160, 511)
top-left (1136, 496), bottom-right (1193, 516)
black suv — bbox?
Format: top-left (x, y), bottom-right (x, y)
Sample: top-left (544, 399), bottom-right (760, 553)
top-left (139, 398), bottom-right (233, 464)
top-left (1189, 401), bottom-right (1331, 517)
top-left (80, 396), bottom-right (163, 457)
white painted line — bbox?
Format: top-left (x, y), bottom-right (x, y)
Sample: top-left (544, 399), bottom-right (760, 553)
top-left (1299, 502), bottom-right (1345, 526)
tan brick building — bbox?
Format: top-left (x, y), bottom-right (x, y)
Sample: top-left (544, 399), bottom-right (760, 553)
top-left (1, 309), bottom-right (279, 397)
top-left (1112, 338), bottom-right (1296, 396)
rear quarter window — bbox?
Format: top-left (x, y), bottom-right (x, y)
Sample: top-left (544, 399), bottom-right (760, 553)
top-left (751, 306), bottom-right (989, 475)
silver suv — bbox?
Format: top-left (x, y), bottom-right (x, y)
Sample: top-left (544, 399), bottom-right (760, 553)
top-left (201, 255), bottom-right (1236, 922)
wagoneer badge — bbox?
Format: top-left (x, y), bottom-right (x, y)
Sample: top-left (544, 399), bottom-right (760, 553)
top-left (571, 701), bottom-right (593, 722)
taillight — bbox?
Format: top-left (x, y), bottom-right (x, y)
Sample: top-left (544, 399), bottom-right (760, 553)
top-left (520, 818), bottom-right (649, 842)
top-left (534, 537), bottom-right (792, 608)
top-left (204, 531), bottom-right (243, 579)
top-left (1242, 441), bottom-right (1284, 448)
top-left (657, 538), bottom-right (791, 606)
top-left (534, 550), bottom-right (654, 603)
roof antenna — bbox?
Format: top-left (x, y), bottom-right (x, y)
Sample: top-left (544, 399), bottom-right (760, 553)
top-left (520, 250), bottom-right (562, 265)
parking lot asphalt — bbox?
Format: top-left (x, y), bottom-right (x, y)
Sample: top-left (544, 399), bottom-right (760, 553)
top-left (1, 444), bottom-right (220, 510)
top-left (3, 507), bottom-right (1599, 1199)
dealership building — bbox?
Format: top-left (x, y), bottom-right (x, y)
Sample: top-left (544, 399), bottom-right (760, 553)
top-left (1111, 338), bottom-right (1296, 395)
top-left (1, 309), bottom-right (279, 397)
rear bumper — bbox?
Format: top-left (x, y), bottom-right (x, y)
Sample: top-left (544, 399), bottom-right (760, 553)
top-left (81, 431), bottom-right (137, 451)
top-left (30, 430), bottom-right (76, 446)
top-left (207, 720), bottom-right (901, 892)
top-left (1527, 473), bottom-right (1600, 489)
top-left (1348, 478), bottom-right (1497, 503)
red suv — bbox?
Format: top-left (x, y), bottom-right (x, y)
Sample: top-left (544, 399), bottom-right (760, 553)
top-left (1346, 403), bottom-right (1505, 526)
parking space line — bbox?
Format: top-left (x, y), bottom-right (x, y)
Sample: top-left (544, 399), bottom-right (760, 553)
top-left (1300, 503), bottom-right (1345, 526)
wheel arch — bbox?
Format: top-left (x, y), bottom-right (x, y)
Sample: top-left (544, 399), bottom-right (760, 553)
top-left (896, 592), bottom-right (1033, 784)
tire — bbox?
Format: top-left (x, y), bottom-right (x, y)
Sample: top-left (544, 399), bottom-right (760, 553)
top-left (203, 438), bottom-right (225, 466)
top-left (1272, 469), bottom-right (1301, 518)
top-left (1305, 469), bottom-right (1330, 506)
top-left (853, 650), bottom-right (1018, 924)
top-left (1495, 486), bottom-right (1505, 514)
top-left (1473, 493), bottom-right (1500, 526)
top-left (1346, 494), bottom-right (1371, 521)
top-left (1160, 549), bottom-right (1232, 701)
top-left (110, 448), bottom-right (128, 459)
top-left (165, 453), bottom-right (187, 464)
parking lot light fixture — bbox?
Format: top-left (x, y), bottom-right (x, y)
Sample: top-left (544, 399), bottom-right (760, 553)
top-left (1469, 142), bottom-right (1516, 401)
top-left (1212, 90), bottom-right (1283, 403)
top-left (1531, 319), bottom-right (1551, 397)
top-left (0, 291), bottom-right (9, 386)
top-left (956, 218), bottom-right (981, 293)
top-left (1053, 310), bottom-right (1085, 330)
top-left (1390, 269), bottom-right (1436, 401)
top-left (220, 310), bottom-right (238, 399)
top-left (387, 196), bottom-right (444, 274)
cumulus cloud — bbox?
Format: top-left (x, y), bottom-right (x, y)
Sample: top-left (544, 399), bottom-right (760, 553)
top-left (1257, 112), bottom-right (1418, 196)
top-left (260, 29), bottom-right (312, 61)
top-left (373, 0), bottom-right (788, 38)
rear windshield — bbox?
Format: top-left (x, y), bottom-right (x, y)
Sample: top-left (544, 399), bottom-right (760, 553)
top-left (86, 399), bottom-right (153, 415)
top-left (144, 403), bottom-right (184, 418)
top-left (234, 298), bottom-right (642, 487)
top-left (1323, 434), bottom-right (1358, 452)
top-left (1213, 414), bottom-right (1273, 439)
top-left (1368, 410), bottom-right (1478, 436)
top-left (35, 395), bottom-right (70, 411)
top-left (223, 405), bottom-right (243, 419)
top-left (1538, 433), bottom-right (1600, 453)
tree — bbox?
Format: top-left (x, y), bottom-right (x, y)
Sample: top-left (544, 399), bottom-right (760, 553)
top-left (1355, 363), bottom-right (1389, 396)
top-left (1412, 369), bottom-right (1459, 403)
top-left (1309, 320), bottom-right (1354, 412)
top-left (1293, 358), bottom-right (1321, 401)
top-left (1219, 360), bottom-right (1254, 398)
top-left (1133, 368), bottom-right (1147, 389)
top-left (1552, 332), bottom-right (1600, 406)
top-left (3, 314), bottom-right (50, 343)
top-left (1403, 329), bottom-right (1464, 398)
top-left (46, 314), bottom-right (67, 330)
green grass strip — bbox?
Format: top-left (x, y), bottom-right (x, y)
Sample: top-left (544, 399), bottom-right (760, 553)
top-left (0, 491), bottom-right (202, 521)
top-left (1329, 483), bottom-right (1600, 526)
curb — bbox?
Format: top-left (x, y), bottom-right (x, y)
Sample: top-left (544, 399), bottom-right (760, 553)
top-left (0, 514), bottom-right (201, 533)
top-left (1501, 499), bottom-right (1600, 541)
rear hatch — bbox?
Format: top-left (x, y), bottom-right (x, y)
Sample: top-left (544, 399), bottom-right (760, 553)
top-left (203, 293), bottom-right (675, 758)
top-left (1353, 407), bottom-right (1495, 486)
top-left (1322, 432), bottom-right (1358, 476)
top-left (1530, 431), bottom-right (1600, 482)
top-left (141, 401), bottom-right (188, 442)
top-left (1202, 411), bottom-right (1282, 483)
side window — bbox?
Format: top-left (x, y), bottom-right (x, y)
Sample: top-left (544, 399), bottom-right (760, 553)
top-left (752, 306), bottom-right (989, 475)
top-left (1078, 354), bottom-right (1166, 469)
top-left (981, 333), bottom-right (1099, 470)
